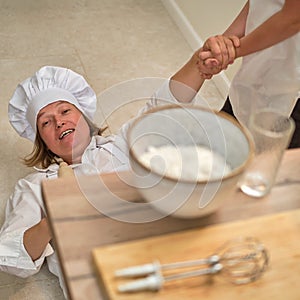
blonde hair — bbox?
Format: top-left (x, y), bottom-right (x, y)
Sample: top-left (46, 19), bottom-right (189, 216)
top-left (23, 117), bottom-right (106, 168)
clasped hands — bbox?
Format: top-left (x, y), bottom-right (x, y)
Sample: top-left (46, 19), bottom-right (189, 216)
top-left (195, 35), bottom-right (240, 79)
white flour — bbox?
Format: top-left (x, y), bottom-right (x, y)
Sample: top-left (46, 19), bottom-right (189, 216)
top-left (139, 145), bottom-right (232, 181)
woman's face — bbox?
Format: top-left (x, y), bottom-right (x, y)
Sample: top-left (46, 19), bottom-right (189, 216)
top-left (37, 101), bottom-right (91, 164)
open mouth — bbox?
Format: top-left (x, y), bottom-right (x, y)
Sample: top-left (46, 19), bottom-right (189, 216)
top-left (59, 129), bottom-right (75, 140)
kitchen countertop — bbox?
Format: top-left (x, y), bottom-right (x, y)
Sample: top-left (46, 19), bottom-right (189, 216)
top-left (42, 148), bottom-right (300, 300)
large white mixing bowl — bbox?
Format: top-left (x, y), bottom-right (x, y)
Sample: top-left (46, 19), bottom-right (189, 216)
top-left (127, 104), bottom-right (253, 218)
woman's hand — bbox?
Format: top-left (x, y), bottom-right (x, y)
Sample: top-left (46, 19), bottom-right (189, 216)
top-left (197, 35), bottom-right (240, 77)
top-left (169, 36), bottom-right (239, 102)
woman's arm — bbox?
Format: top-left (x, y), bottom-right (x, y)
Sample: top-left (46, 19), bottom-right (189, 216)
top-left (170, 35), bottom-right (238, 103)
top-left (170, 50), bottom-right (206, 102)
top-left (198, 1), bottom-right (248, 68)
top-left (170, 48), bottom-right (223, 102)
top-left (223, 1), bottom-right (249, 38)
top-left (23, 218), bottom-right (52, 261)
top-left (228, 0), bottom-right (300, 58)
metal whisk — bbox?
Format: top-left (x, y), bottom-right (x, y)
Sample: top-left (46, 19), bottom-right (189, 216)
top-left (115, 237), bottom-right (269, 293)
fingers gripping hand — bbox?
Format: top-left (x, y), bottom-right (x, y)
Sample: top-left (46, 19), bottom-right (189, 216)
top-left (195, 50), bottom-right (222, 78)
top-left (200, 58), bottom-right (221, 78)
top-left (227, 35), bottom-right (240, 49)
top-left (202, 35), bottom-right (239, 69)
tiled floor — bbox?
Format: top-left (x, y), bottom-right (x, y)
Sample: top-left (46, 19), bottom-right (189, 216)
top-left (0, 0), bottom-right (223, 298)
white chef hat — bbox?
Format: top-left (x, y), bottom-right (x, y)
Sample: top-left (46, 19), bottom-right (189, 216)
top-left (8, 66), bottom-right (97, 142)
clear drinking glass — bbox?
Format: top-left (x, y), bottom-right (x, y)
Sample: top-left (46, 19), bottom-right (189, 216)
top-left (239, 109), bottom-right (295, 198)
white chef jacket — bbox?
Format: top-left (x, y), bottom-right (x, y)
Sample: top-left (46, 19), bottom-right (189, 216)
top-left (229, 0), bottom-right (300, 127)
top-left (0, 80), bottom-right (181, 296)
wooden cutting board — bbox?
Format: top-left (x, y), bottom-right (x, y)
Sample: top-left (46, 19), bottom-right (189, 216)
top-left (93, 209), bottom-right (300, 300)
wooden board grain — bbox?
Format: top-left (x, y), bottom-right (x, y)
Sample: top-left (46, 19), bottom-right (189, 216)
top-left (93, 209), bottom-right (300, 300)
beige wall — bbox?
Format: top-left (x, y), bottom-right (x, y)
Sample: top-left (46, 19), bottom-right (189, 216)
top-left (174, 0), bottom-right (246, 81)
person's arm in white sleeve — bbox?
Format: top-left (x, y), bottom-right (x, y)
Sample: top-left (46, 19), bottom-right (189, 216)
top-left (141, 48), bottom-right (218, 112)
top-left (0, 177), bottom-right (54, 278)
top-left (23, 217), bottom-right (52, 261)
top-left (169, 51), bottom-right (208, 103)
top-left (117, 48), bottom-right (221, 141)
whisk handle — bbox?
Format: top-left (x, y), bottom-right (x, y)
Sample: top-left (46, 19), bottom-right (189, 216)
top-left (115, 261), bottom-right (160, 277)
top-left (118, 273), bottom-right (163, 292)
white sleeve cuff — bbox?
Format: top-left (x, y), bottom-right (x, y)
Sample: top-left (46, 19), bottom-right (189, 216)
top-left (0, 228), bottom-right (54, 271)
top-left (18, 241), bottom-right (54, 270)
